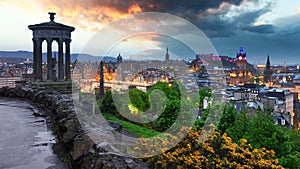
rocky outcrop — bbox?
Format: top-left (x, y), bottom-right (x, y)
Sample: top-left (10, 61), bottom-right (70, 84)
top-left (0, 87), bottom-right (147, 169)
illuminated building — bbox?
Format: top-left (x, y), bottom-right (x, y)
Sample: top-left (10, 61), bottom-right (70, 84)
top-left (256, 64), bottom-right (266, 69)
top-left (229, 47), bottom-right (252, 86)
top-left (71, 54), bottom-right (122, 93)
top-left (132, 68), bottom-right (173, 84)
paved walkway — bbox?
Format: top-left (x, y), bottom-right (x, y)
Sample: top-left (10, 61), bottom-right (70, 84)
top-left (0, 97), bottom-right (68, 169)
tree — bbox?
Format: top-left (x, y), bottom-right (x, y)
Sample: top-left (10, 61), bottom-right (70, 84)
top-left (153, 99), bottom-right (180, 132)
top-left (279, 152), bottom-right (300, 169)
top-left (226, 111), bottom-right (292, 158)
top-left (287, 128), bottom-right (300, 152)
top-left (226, 105), bottom-right (248, 143)
top-left (149, 82), bottom-right (194, 132)
top-left (129, 88), bottom-right (150, 112)
top-left (99, 90), bottom-right (118, 115)
top-left (217, 105), bottom-right (237, 134)
top-left (279, 128), bottom-right (300, 169)
top-left (150, 82), bottom-right (180, 99)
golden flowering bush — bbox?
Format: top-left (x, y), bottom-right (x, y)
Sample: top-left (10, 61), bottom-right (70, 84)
top-left (135, 127), bottom-right (284, 169)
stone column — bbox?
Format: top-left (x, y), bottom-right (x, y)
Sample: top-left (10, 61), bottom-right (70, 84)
top-left (65, 39), bottom-right (71, 80)
top-left (58, 39), bottom-right (64, 80)
top-left (32, 38), bottom-right (37, 80)
top-left (36, 38), bottom-right (43, 81)
top-left (46, 38), bottom-right (53, 81)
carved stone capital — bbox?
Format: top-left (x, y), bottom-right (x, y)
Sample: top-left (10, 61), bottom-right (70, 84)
top-left (33, 38), bottom-right (43, 45)
top-left (65, 39), bottom-right (72, 44)
top-left (46, 38), bottom-right (53, 43)
top-left (57, 38), bottom-right (65, 45)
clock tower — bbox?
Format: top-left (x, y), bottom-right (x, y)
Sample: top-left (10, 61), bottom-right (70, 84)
top-left (236, 47), bottom-right (247, 71)
top-left (236, 47), bottom-right (251, 85)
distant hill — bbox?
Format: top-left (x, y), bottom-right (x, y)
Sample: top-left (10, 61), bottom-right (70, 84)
top-left (0, 51), bottom-right (117, 64)
top-left (0, 51), bottom-right (32, 59)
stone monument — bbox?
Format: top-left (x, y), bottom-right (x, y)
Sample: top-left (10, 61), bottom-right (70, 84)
top-left (28, 12), bottom-right (75, 93)
top-left (28, 12), bottom-right (75, 82)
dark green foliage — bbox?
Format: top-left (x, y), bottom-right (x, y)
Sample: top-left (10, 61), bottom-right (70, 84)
top-left (199, 88), bottom-right (212, 108)
top-left (152, 98), bottom-right (194, 132)
top-left (279, 129), bottom-right (300, 169)
top-left (194, 105), bottom-right (210, 129)
top-left (226, 108), bottom-right (248, 143)
top-left (99, 90), bottom-right (118, 115)
top-left (226, 110), bottom-right (293, 159)
top-left (279, 152), bottom-right (300, 169)
top-left (150, 82), bottom-right (194, 132)
top-left (153, 99), bottom-right (180, 132)
top-left (129, 88), bottom-right (150, 112)
top-left (287, 127), bottom-right (300, 152)
top-left (217, 105), bottom-right (237, 134)
top-left (194, 100), bottom-right (236, 133)
top-left (224, 107), bottom-right (300, 169)
top-left (149, 82), bottom-right (180, 99)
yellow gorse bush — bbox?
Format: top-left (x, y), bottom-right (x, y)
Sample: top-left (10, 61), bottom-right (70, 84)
top-left (134, 126), bottom-right (284, 169)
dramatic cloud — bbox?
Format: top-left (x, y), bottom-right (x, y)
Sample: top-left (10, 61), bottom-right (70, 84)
top-left (1, 0), bottom-right (299, 64)
top-left (37, 0), bottom-right (278, 39)
top-left (239, 24), bottom-right (276, 34)
top-left (39, 0), bottom-right (249, 33)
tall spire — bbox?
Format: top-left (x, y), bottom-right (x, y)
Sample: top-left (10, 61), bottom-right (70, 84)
top-left (117, 53), bottom-right (122, 63)
top-left (264, 55), bottom-right (271, 83)
top-left (165, 47), bottom-right (169, 61)
top-left (266, 55), bottom-right (270, 69)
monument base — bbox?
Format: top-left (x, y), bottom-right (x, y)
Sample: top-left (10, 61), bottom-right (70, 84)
top-left (30, 81), bottom-right (73, 94)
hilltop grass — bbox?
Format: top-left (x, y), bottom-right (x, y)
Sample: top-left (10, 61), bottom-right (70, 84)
top-left (101, 113), bottom-right (161, 138)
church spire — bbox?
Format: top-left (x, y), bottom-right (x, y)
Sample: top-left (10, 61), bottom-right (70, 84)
top-left (264, 55), bottom-right (272, 83)
top-left (165, 47), bottom-right (169, 61)
top-left (266, 55), bottom-right (270, 69)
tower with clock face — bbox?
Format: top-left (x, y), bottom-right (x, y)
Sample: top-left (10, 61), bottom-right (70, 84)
top-left (236, 47), bottom-right (249, 84)
top-left (229, 47), bottom-right (252, 86)
top-left (236, 47), bottom-right (247, 71)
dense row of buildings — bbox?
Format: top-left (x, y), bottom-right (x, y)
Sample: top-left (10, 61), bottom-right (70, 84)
top-left (0, 58), bottom-right (33, 87)
top-left (2, 46), bottom-right (300, 128)
top-left (188, 47), bottom-right (300, 129)
top-left (69, 46), bottom-right (300, 128)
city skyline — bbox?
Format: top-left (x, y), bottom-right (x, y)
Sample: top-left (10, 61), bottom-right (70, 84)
top-left (0, 0), bottom-right (300, 64)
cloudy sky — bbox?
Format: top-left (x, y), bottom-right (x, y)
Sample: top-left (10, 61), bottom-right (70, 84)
top-left (0, 0), bottom-right (300, 64)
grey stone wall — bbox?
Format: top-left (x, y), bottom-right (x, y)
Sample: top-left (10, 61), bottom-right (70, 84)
top-left (0, 87), bottom-right (147, 169)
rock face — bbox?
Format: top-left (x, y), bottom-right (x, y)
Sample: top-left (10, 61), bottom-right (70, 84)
top-left (0, 87), bottom-right (147, 169)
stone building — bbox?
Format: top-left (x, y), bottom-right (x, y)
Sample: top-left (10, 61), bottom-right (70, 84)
top-left (258, 88), bottom-right (294, 126)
